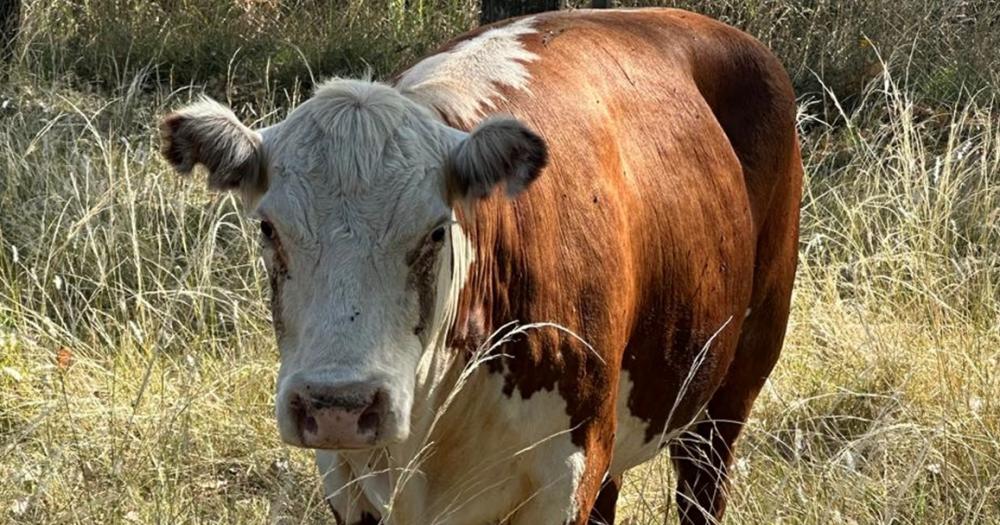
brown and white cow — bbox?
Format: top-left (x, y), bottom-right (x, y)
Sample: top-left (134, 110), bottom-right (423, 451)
top-left (159, 8), bottom-right (801, 524)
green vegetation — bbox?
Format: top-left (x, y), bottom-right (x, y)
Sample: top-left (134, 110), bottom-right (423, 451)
top-left (10, 1), bottom-right (999, 105)
top-left (2, 1), bottom-right (998, 523)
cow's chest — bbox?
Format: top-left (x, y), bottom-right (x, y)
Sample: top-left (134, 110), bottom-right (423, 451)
top-left (319, 367), bottom-right (590, 524)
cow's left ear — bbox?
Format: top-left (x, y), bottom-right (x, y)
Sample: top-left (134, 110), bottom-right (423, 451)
top-left (447, 116), bottom-right (548, 202)
top-left (159, 97), bottom-right (266, 200)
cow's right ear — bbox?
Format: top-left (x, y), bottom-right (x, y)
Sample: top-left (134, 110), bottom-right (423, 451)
top-left (446, 116), bottom-right (548, 203)
top-left (159, 97), bottom-right (266, 197)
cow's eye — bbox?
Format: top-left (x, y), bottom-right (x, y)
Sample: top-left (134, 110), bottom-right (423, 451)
top-left (260, 220), bottom-right (277, 242)
top-left (430, 225), bottom-right (446, 243)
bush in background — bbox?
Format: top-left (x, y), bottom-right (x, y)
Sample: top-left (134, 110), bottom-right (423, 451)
top-left (5, 0), bottom-right (999, 108)
top-left (618, 0), bottom-right (1000, 107)
top-left (13, 0), bottom-right (476, 100)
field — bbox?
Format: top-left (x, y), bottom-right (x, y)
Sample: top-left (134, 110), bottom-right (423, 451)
top-left (1, 0), bottom-right (999, 523)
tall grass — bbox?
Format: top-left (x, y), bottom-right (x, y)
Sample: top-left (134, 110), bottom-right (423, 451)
top-left (0, 85), bottom-right (304, 523)
top-left (2, 1), bottom-right (999, 523)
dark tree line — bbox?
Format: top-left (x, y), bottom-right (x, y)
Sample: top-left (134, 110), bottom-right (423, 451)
top-left (480, 0), bottom-right (609, 25)
top-left (1, 0), bottom-right (19, 78)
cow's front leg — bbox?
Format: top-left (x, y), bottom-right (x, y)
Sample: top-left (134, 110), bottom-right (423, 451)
top-left (508, 437), bottom-right (612, 525)
top-left (315, 451), bottom-right (381, 524)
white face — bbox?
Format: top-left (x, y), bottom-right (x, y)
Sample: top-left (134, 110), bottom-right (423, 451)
top-left (159, 79), bottom-right (547, 451)
top-left (259, 83), bottom-right (462, 449)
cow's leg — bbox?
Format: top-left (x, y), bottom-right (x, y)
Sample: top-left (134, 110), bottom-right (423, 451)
top-left (508, 435), bottom-right (614, 525)
top-left (668, 392), bottom-right (748, 524)
top-left (506, 450), bottom-right (594, 525)
top-left (670, 171), bottom-right (799, 524)
top-left (670, 304), bottom-right (793, 523)
top-left (587, 474), bottom-right (622, 524)
top-left (569, 447), bottom-right (614, 525)
top-left (669, 295), bottom-right (789, 523)
top-left (669, 298), bottom-right (787, 522)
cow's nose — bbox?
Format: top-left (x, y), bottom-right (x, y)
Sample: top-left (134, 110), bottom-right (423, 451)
top-left (286, 381), bottom-right (387, 449)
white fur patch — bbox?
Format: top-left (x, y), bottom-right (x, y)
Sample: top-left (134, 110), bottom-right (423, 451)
top-left (506, 437), bottom-right (587, 525)
top-left (610, 370), bottom-right (672, 476)
top-left (397, 17), bottom-right (540, 127)
top-left (563, 450), bottom-right (589, 523)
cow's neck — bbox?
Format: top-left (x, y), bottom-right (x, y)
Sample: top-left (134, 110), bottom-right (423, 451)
top-left (409, 197), bottom-right (518, 426)
top-left (445, 198), bottom-right (515, 354)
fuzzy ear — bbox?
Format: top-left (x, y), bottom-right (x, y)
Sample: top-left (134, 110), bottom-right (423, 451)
top-left (159, 97), bottom-right (266, 196)
top-left (447, 116), bottom-right (548, 201)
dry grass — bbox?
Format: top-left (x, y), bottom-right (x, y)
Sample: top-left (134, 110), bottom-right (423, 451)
top-left (2, 1), bottom-right (1000, 524)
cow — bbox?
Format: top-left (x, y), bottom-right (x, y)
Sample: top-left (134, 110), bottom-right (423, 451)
top-left (159, 8), bottom-right (801, 525)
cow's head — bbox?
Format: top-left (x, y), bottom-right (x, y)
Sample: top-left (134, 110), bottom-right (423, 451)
top-left (160, 80), bottom-right (546, 450)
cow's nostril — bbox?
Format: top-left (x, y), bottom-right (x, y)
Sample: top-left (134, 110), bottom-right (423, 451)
top-left (289, 393), bottom-right (308, 433)
top-left (303, 415), bottom-right (318, 435)
top-left (357, 408), bottom-right (379, 436)
top-left (357, 390), bottom-right (384, 437)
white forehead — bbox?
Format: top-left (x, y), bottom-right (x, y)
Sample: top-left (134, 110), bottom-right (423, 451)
top-left (257, 80), bottom-right (456, 242)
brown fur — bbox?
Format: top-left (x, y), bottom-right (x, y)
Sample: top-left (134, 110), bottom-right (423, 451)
top-left (432, 8), bottom-right (802, 524)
